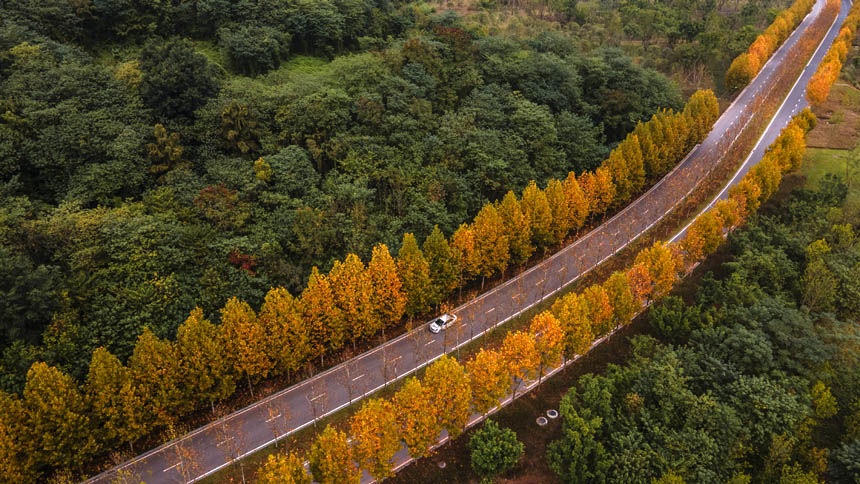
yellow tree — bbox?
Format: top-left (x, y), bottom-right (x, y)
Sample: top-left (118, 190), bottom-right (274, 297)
top-left (176, 308), bottom-right (235, 411)
top-left (472, 202), bottom-right (510, 283)
top-left (328, 253), bottom-right (374, 348)
top-left (368, 243), bottom-right (407, 331)
top-left (714, 198), bottom-right (741, 230)
top-left (692, 210), bottom-right (725, 257)
top-left (258, 288), bottom-right (311, 381)
top-left (398, 233), bottom-right (432, 317)
top-left (86, 348), bottom-right (149, 452)
top-left (529, 311), bottom-right (564, 382)
top-left (466, 349), bottom-right (510, 415)
top-left (309, 425), bottom-right (360, 484)
top-left (221, 297), bottom-right (272, 396)
top-left (501, 331), bottom-right (539, 399)
top-left (682, 223), bottom-right (707, 264)
top-left (0, 391), bottom-right (29, 483)
top-left (750, 155), bottom-right (783, 202)
top-left (349, 398), bottom-right (400, 480)
top-left (604, 271), bottom-right (637, 327)
top-left (546, 178), bottom-right (573, 244)
top-left (563, 172), bottom-right (590, 231)
top-left (626, 263), bottom-right (653, 306)
top-left (498, 191), bottom-right (534, 266)
top-left (302, 266), bottom-right (345, 362)
top-left (128, 327), bottom-right (183, 423)
top-left (726, 53), bottom-right (757, 91)
top-left (393, 377), bottom-right (440, 459)
top-left (424, 355), bottom-right (472, 439)
top-left (605, 148), bottom-right (631, 203)
top-left (635, 120), bottom-right (660, 180)
top-left (581, 167), bottom-right (616, 218)
top-left (259, 451), bottom-right (311, 484)
top-left (423, 227), bottom-right (459, 308)
top-left (520, 180), bottom-right (554, 250)
top-left (451, 223), bottom-right (478, 288)
top-left (23, 362), bottom-right (98, 471)
top-left (729, 177), bottom-right (762, 220)
top-left (634, 243), bottom-right (678, 300)
top-left (581, 284), bottom-right (614, 336)
top-left (622, 134), bottom-right (646, 194)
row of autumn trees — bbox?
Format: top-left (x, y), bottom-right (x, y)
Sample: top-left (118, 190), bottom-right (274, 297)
top-left (256, 109), bottom-right (819, 484)
top-left (807, 1), bottom-right (860, 104)
top-left (725, 0), bottom-right (816, 91)
top-left (0, 89), bottom-right (717, 481)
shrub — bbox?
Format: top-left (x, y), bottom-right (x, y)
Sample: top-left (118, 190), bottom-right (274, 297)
top-left (219, 25), bottom-right (290, 76)
top-left (468, 420), bottom-right (524, 477)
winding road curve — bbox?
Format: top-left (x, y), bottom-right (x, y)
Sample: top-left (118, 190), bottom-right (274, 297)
top-left (84, 1), bottom-right (850, 482)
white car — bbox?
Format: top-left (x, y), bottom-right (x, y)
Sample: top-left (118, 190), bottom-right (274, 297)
top-left (428, 314), bottom-right (457, 333)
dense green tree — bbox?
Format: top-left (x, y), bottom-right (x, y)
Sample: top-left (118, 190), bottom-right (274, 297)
top-left (139, 38), bottom-right (220, 120)
top-left (469, 420), bottom-right (524, 477)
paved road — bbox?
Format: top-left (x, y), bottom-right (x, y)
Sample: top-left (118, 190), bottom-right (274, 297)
top-left (84, 1), bottom-right (846, 482)
top-left (672, 0), bottom-right (850, 243)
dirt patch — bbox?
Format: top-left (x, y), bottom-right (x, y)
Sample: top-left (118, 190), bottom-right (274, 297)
top-left (807, 84), bottom-right (860, 149)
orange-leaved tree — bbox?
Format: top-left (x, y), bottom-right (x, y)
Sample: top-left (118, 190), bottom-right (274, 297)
top-left (466, 348), bottom-right (510, 415)
top-left (529, 311), bottom-right (564, 382)
top-left (367, 243), bottom-right (407, 332)
top-left (451, 223), bottom-right (478, 290)
top-left (424, 355), bottom-right (472, 439)
top-left (350, 398), bottom-right (400, 480)
top-left (546, 178), bottom-right (573, 245)
top-left (626, 262), bottom-right (653, 306)
top-left (634, 243), bottom-right (677, 300)
top-left (501, 331), bottom-right (539, 399)
top-left (581, 284), bottom-right (614, 337)
top-left (309, 425), bottom-right (359, 484)
top-left (393, 377), bottom-right (440, 459)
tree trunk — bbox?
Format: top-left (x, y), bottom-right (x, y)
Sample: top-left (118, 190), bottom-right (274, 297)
top-left (246, 372), bottom-right (255, 399)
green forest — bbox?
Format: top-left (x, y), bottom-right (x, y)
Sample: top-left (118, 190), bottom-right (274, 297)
top-left (0, 0), bottom-right (790, 394)
top-left (548, 174), bottom-right (860, 483)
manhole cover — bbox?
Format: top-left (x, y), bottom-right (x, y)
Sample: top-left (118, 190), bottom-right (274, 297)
top-left (536, 416), bottom-right (548, 426)
top-left (438, 461), bottom-right (447, 469)
top-left (547, 409), bottom-right (559, 419)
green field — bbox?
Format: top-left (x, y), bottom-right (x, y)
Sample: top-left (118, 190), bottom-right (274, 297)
top-left (801, 147), bottom-right (860, 221)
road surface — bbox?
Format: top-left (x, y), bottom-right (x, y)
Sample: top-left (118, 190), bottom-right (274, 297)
top-left (83, 1), bottom-right (848, 482)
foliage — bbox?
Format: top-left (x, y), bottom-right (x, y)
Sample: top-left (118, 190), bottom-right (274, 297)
top-left (259, 451), bottom-right (311, 484)
top-left (466, 348), bottom-right (509, 415)
top-left (393, 377), bottom-right (439, 459)
top-left (219, 26), bottom-right (290, 76)
top-left (350, 398), bottom-right (400, 480)
top-left (139, 38), bottom-right (220, 120)
top-left (468, 420), bottom-right (524, 477)
top-left (424, 355), bottom-right (472, 439)
top-left (309, 425), bottom-right (359, 484)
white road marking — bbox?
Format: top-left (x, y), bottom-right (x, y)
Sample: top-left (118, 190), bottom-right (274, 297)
top-left (265, 413), bottom-right (281, 423)
top-left (163, 463), bottom-right (180, 473)
top-left (216, 437), bottom-right (233, 448)
top-left (486, 307), bottom-right (495, 314)
top-left (424, 339), bottom-right (435, 346)
top-left (309, 393), bottom-right (326, 402)
top-left (351, 374), bottom-right (365, 382)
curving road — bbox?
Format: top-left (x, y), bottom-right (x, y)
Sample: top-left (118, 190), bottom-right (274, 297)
top-left (84, 1), bottom-right (848, 482)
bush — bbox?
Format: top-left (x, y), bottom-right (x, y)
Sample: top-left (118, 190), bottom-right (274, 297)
top-left (219, 25), bottom-right (290, 76)
top-left (468, 420), bottom-right (524, 477)
top-left (649, 296), bottom-right (711, 342)
top-left (140, 38), bottom-right (220, 120)
top-left (828, 440), bottom-right (860, 483)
